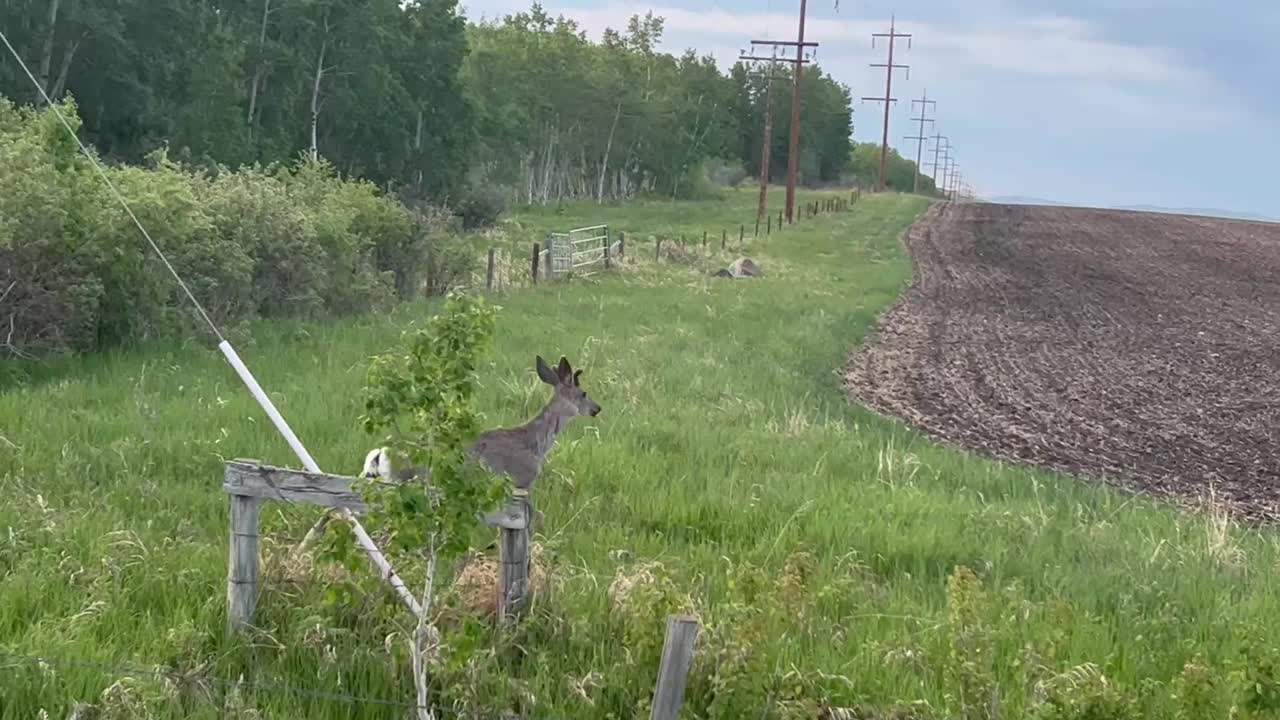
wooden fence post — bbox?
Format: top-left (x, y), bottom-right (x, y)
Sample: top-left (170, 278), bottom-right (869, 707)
top-left (497, 491), bottom-right (532, 622)
top-left (738, 224), bottom-right (744, 246)
top-left (604, 232), bottom-right (611, 270)
top-left (226, 494), bottom-right (260, 634)
top-left (486, 248), bottom-right (496, 291)
top-left (778, 209), bottom-right (783, 227)
top-left (620, 232), bottom-right (626, 258)
top-left (650, 615), bottom-right (699, 720)
top-left (531, 242), bottom-right (540, 285)
top-left (225, 468), bottom-right (261, 636)
top-left (767, 214), bottom-right (772, 235)
top-left (754, 218), bottom-right (760, 236)
top-left (721, 229), bottom-right (726, 249)
top-left (702, 230), bottom-right (707, 254)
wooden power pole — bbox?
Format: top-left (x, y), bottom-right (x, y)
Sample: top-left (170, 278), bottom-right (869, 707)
top-left (930, 134), bottom-right (948, 194)
top-left (861, 16), bottom-right (911, 192)
top-left (743, 0), bottom-right (816, 224)
top-left (903, 89), bottom-right (936, 194)
top-left (737, 56), bottom-right (789, 224)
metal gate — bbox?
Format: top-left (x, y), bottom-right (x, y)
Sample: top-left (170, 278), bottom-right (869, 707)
top-left (545, 225), bottom-right (610, 279)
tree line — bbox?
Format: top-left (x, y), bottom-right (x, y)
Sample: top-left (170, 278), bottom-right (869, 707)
top-left (0, 1), bottom-right (862, 203)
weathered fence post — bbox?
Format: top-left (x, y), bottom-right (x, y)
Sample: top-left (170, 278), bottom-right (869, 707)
top-left (702, 230), bottom-right (707, 254)
top-left (486, 248), bottom-right (496, 291)
top-left (650, 615), bottom-right (699, 720)
top-left (779, 209), bottom-right (784, 227)
top-left (225, 467), bottom-right (261, 637)
top-left (721, 229), bottom-right (727, 249)
top-left (619, 232), bottom-right (626, 258)
top-left (545, 233), bottom-right (554, 281)
top-left (497, 490), bottom-right (532, 622)
top-left (531, 242), bottom-right (540, 285)
top-left (604, 232), bottom-right (611, 270)
top-left (224, 459), bottom-right (372, 635)
top-left (754, 218), bottom-right (760, 237)
top-left (767, 214), bottom-right (772, 235)
top-left (738, 224), bottom-right (744, 246)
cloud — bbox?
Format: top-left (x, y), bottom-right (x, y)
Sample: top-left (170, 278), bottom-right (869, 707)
top-left (502, 1), bottom-right (1236, 133)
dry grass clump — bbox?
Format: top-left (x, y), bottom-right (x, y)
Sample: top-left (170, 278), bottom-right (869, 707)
top-left (442, 542), bottom-right (551, 620)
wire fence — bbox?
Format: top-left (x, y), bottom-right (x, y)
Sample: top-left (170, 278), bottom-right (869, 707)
top-left (471, 190), bottom-right (863, 294)
top-left (0, 648), bottom-right (518, 718)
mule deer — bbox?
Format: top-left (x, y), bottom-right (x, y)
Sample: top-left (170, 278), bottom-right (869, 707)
top-left (361, 354), bottom-right (601, 496)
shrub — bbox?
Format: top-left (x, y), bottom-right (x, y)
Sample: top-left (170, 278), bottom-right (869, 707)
top-left (706, 157), bottom-right (750, 187)
top-left (455, 185), bottom-right (506, 229)
top-left (1029, 664), bottom-right (1138, 720)
top-left (0, 98), bottom-right (455, 356)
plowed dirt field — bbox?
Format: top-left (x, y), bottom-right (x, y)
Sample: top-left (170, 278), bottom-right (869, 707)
top-left (845, 202), bottom-right (1280, 521)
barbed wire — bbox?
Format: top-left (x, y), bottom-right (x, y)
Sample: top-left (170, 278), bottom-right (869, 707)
top-left (0, 648), bottom-right (519, 717)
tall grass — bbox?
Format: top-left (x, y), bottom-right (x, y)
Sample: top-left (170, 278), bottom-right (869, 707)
top-left (2, 190), bottom-right (1279, 719)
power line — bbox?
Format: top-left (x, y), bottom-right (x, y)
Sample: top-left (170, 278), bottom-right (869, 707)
top-left (903, 89), bottom-right (936, 194)
top-left (861, 15), bottom-right (911, 193)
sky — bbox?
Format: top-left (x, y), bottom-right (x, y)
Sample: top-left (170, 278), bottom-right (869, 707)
top-left (460, 0), bottom-right (1280, 218)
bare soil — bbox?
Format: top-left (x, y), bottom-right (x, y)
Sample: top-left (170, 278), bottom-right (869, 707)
top-left (844, 202), bottom-right (1280, 521)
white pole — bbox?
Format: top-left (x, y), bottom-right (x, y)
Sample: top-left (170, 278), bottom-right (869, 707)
top-left (218, 341), bottom-right (424, 617)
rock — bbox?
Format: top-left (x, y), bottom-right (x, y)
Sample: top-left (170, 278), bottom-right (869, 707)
top-left (713, 256), bottom-right (763, 279)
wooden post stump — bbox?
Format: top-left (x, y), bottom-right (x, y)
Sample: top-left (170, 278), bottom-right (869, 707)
top-left (650, 615), bottom-right (699, 720)
top-left (226, 488), bottom-right (260, 636)
top-left (496, 489), bottom-right (532, 622)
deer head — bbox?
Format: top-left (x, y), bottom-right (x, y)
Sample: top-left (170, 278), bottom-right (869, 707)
top-left (536, 355), bottom-right (601, 418)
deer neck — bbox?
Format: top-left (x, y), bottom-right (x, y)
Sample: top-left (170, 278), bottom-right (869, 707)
top-left (525, 396), bottom-right (572, 460)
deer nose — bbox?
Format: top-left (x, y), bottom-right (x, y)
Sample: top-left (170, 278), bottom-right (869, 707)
top-left (590, 405), bottom-right (602, 416)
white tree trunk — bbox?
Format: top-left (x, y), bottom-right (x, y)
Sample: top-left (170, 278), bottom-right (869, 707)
top-left (247, 0), bottom-right (272, 135)
top-left (49, 37), bottom-right (79, 100)
top-left (414, 109), bottom-right (424, 191)
top-left (412, 535), bottom-right (439, 720)
top-left (309, 38), bottom-right (327, 162)
top-left (596, 103), bottom-right (620, 203)
top-left (36, 0), bottom-right (61, 103)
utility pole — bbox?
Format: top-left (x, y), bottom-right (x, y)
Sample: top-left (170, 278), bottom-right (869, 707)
top-left (938, 149), bottom-right (952, 198)
top-left (738, 52), bottom-right (791, 224)
top-left (743, 1), bottom-right (816, 224)
top-left (935, 138), bottom-right (951, 196)
top-left (903, 89), bottom-right (935, 194)
top-left (929, 133), bottom-right (947, 196)
top-left (861, 16), bottom-right (911, 192)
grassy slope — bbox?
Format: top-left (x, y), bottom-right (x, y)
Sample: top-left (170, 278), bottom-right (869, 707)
top-left (2, 190), bottom-right (1278, 718)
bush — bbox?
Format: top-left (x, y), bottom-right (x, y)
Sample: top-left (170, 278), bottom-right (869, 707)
top-left (706, 157), bottom-right (750, 188)
top-left (0, 97), bottom-right (453, 356)
top-left (455, 185), bottom-right (506, 229)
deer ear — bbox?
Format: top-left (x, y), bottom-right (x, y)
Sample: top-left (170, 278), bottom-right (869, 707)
top-left (557, 356), bottom-right (572, 381)
top-left (572, 369), bottom-right (583, 386)
top-left (536, 355), bottom-right (559, 385)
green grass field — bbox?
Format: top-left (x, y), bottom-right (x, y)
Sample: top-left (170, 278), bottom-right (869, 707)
top-left (3, 189), bottom-right (1280, 719)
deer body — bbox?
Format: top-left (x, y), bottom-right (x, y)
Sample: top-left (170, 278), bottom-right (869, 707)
top-left (362, 355), bottom-right (600, 494)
